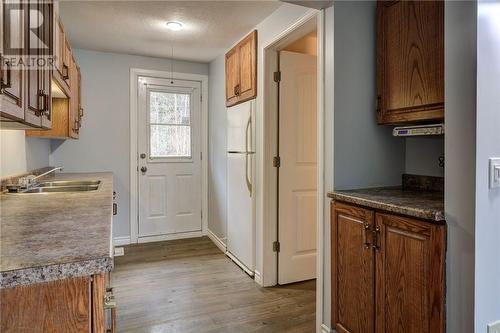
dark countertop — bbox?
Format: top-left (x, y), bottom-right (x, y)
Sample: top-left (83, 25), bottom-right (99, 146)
top-left (0, 172), bottom-right (114, 288)
top-left (327, 186), bottom-right (445, 222)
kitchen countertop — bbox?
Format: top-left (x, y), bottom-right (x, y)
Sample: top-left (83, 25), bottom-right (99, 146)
top-left (327, 187), bottom-right (445, 222)
top-left (0, 172), bottom-right (114, 288)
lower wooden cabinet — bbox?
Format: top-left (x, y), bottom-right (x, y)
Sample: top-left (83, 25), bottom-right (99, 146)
top-left (331, 201), bottom-right (446, 333)
top-left (0, 273), bottom-right (116, 333)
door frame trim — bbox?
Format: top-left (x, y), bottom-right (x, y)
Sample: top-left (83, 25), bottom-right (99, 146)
top-left (129, 68), bottom-right (209, 244)
top-left (259, 9), bottom-right (327, 333)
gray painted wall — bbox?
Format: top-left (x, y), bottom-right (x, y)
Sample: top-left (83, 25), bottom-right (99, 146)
top-left (405, 137), bottom-right (444, 177)
top-left (333, 1), bottom-right (405, 191)
top-left (0, 130), bottom-right (50, 177)
top-left (475, 1), bottom-right (500, 329)
top-left (445, 2), bottom-right (476, 332)
top-left (208, 55), bottom-right (227, 241)
top-left (50, 49), bottom-right (208, 238)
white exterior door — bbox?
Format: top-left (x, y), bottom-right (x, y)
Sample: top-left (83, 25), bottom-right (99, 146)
top-left (138, 77), bottom-right (202, 239)
top-left (278, 51), bottom-right (317, 284)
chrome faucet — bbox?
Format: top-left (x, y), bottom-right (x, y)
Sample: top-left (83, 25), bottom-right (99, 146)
top-left (30, 167), bottom-right (63, 184)
top-left (5, 167), bottom-right (63, 193)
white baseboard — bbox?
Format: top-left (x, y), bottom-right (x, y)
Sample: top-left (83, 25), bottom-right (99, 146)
top-left (254, 270), bottom-right (263, 286)
top-left (113, 236), bottom-right (131, 246)
top-left (321, 324), bottom-right (332, 333)
top-left (226, 251), bottom-right (255, 277)
top-left (207, 229), bottom-right (227, 253)
top-left (137, 231), bottom-right (203, 244)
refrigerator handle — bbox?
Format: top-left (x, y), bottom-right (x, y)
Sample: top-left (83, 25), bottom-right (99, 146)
top-left (245, 114), bottom-right (253, 197)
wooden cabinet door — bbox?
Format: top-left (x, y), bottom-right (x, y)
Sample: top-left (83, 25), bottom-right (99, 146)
top-left (331, 202), bottom-right (375, 333)
top-left (374, 213), bottom-right (445, 333)
top-left (40, 0), bottom-right (52, 129)
top-left (237, 30), bottom-right (257, 103)
top-left (24, 0), bottom-right (43, 126)
top-left (376, 1), bottom-right (444, 124)
top-left (225, 30), bottom-right (257, 107)
top-left (0, 277), bottom-right (91, 332)
top-left (0, 0), bottom-right (25, 121)
top-left (69, 55), bottom-right (79, 138)
top-left (225, 46), bottom-right (239, 107)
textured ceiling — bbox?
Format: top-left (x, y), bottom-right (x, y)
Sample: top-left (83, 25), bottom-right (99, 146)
top-left (59, 1), bottom-right (282, 63)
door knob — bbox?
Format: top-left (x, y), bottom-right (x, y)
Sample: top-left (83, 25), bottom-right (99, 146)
top-left (140, 166), bottom-right (147, 173)
top-left (140, 153), bottom-right (146, 159)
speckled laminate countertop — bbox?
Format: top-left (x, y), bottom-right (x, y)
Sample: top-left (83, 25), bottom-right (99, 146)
top-left (0, 172), bottom-right (114, 288)
top-left (327, 187), bottom-right (445, 222)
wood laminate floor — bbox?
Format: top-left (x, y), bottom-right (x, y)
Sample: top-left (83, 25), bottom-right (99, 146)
top-left (114, 237), bottom-right (316, 333)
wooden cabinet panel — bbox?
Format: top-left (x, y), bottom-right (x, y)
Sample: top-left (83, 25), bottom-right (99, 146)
top-left (331, 202), bottom-right (375, 333)
top-left (225, 47), bottom-right (239, 106)
top-left (0, 277), bottom-right (91, 332)
top-left (376, 1), bottom-right (444, 124)
top-left (237, 30), bottom-right (257, 102)
top-left (24, 0), bottom-right (44, 127)
top-left (0, 0), bottom-right (25, 121)
top-left (225, 30), bottom-right (257, 107)
top-left (40, 0), bottom-right (53, 129)
top-left (375, 213), bottom-right (445, 333)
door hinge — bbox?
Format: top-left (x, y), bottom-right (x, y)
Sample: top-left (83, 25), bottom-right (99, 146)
top-left (200, 152), bottom-right (203, 160)
top-left (273, 241), bottom-right (280, 253)
top-left (273, 156), bottom-right (281, 168)
top-left (273, 71), bottom-right (281, 83)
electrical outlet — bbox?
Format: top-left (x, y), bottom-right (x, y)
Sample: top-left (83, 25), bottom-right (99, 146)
top-left (114, 247), bottom-right (124, 256)
top-left (490, 158), bottom-right (500, 189)
top-left (488, 321), bottom-right (500, 333)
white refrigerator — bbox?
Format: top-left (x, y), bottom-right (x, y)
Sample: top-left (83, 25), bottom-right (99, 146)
top-left (226, 100), bottom-right (255, 276)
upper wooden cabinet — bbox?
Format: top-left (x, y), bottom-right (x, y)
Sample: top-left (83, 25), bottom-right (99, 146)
top-left (26, 13), bottom-right (83, 139)
top-left (331, 201), bottom-right (446, 333)
top-left (376, 1), bottom-right (444, 124)
top-left (0, 0), bottom-right (53, 128)
top-left (225, 30), bottom-right (257, 107)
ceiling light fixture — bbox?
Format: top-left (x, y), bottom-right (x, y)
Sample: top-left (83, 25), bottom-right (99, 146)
top-left (166, 21), bottom-right (183, 31)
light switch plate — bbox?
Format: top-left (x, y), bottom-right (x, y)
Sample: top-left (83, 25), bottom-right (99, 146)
top-left (114, 247), bottom-right (124, 256)
top-left (490, 158), bottom-right (500, 189)
top-left (488, 321), bottom-right (500, 333)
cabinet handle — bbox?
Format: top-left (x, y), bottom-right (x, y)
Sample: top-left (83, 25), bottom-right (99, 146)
top-left (234, 84), bottom-right (240, 96)
top-left (1, 58), bottom-right (12, 90)
top-left (363, 223), bottom-right (371, 249)
top-left (73, 119), bottom-right (80, 133)
top-left (36, 90), bottom-right (46, 116)
top-left (62, 64), bottom-right (69, 80)
top-left (44, 93), bottom-right (51, 119)
top-left (372, 225), bottom-right (381, 250)
top-left (104, 287), bottom-right (116, 333)
top-left (80, 107), bottom-right (84, 118)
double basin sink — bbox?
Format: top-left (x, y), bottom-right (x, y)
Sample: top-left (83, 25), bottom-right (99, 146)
top-left (13, 180), bottom-right (101, 194)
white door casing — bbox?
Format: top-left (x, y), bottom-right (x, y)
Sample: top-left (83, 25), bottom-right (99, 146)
top-left (138, 77), bottom-right (202, 238)
top-left (278, 51), bottom-right (317, 284)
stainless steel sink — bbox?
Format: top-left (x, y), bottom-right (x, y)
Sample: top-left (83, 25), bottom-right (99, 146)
top-left (22, 185), bottom-right (100, 193)
top-left (37, 180), bottom-right (101, 187)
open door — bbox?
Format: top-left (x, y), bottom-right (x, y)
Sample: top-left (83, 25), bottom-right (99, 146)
top-left (278, 50), bottom-right (317, 284)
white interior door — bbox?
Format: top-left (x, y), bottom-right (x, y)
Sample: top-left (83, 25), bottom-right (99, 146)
top-left (278, 51), bottom-right (317, 284)
top-left (138, 77), bottom-right (202, 238)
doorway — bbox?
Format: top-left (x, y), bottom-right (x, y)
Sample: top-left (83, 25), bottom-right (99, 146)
top-left (137, 76), bottom-right (202, 240)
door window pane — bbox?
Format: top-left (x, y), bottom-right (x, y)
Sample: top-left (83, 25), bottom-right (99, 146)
top-left (149, 91), bottom-right (191, 158)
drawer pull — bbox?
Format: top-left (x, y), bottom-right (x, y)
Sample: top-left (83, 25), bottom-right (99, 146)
top-left (104, 289), bottom-right (116, 309)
